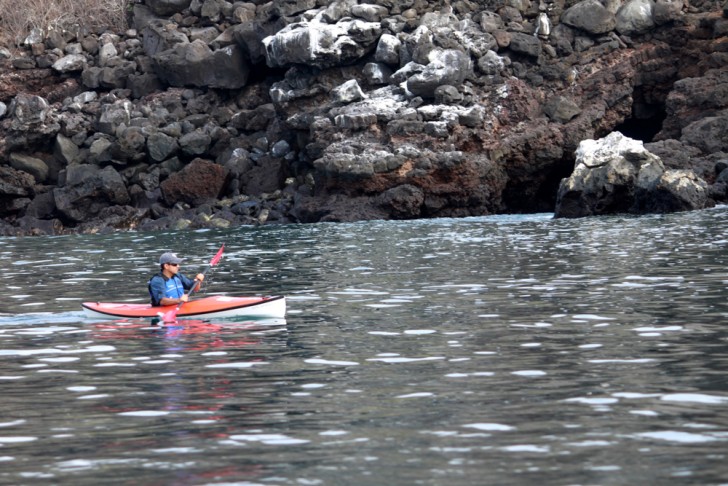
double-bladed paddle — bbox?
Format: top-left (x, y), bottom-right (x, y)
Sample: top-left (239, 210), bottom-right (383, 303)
top-left (160, 244), bottom-right (225, 323)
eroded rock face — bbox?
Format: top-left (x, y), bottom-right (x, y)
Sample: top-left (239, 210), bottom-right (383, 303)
top-left (0, 0), bottom-right (726, 235)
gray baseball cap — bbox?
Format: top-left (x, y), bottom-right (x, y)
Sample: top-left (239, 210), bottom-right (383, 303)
top-left (159, 252), bottom-right (184, 265)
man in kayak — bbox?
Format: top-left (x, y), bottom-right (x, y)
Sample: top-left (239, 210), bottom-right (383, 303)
top-left (148, 252), bottom-right (205, 306)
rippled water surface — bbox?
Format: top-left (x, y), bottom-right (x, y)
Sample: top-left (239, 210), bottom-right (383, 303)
top-left (1, 209), bottom-right (728, 485)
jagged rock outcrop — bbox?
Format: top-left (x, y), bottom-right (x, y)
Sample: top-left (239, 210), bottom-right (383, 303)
top-left (263, 18), bottom-right (382, 68)
top-left (0, 0), bottom-right (726, 235)
top-left (554, 132), bottom-right (711, 217)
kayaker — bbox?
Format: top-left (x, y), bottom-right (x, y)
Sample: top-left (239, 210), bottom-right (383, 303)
top-left (148, 252), bottom-right (205, 306)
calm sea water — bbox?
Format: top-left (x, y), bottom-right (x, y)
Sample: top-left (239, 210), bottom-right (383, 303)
top-left (1, 209), bottom-right (728, 485)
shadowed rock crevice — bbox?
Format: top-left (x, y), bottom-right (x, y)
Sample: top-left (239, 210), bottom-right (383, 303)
top-left (615, 88), bottom-right (668, 143)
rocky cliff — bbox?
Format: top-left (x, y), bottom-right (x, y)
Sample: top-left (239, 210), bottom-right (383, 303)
top-left (0, 0), bottom-right (727, 235)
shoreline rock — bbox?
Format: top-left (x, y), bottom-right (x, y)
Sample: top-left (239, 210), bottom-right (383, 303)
top-left (0, 0), bottom-right (727, 235)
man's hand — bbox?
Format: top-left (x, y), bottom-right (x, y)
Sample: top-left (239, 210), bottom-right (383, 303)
top-left (196, 274), bottom-right (205, 282)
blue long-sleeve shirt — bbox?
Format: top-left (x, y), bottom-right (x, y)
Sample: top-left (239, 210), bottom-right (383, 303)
top-left (148, 273), bottom-right (196, 306)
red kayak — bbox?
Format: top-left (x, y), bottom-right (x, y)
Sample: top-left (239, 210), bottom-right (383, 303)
top-left (82, 295), bottom-right (286, 320)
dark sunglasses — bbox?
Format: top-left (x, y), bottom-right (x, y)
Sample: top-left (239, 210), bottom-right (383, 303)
top-left (167, 263), bottom-right (179, 267)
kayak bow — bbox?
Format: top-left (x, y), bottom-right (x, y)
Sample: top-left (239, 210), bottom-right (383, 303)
top-left (82, 295), bottom-right (286, 320)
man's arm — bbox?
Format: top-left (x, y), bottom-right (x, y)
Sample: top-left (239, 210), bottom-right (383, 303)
top-left (181, 273), bottom-right (205, 292)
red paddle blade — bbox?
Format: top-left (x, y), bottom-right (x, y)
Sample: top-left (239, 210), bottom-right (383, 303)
top-left (210, 244), bottom-right (224, 266)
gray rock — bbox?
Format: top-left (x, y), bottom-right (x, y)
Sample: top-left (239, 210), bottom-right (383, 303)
top-left (321, 0), bottom-right (358, 23)
top-left (334, 112), bottom-right (378, 130)
top-left (351, 4), bottom-right (389, 22)
top-left (363, 62), bottom-right (392, 85)
top-left (54, 134), bottom-right (80, 165)
top-left (146, 0), bottom-right (193, 16)
top-left (54, 165), bottom-right (131, 223)
top-left (231, 21), bottom-right (282, 65)
top-left (271, 140), bottom-right (291, 158)
top-left (273, 0), bottom-right (317, 17)
top-left (263, 19), bottom-right (382, 69)
top-left (142, 21), bottom-right (190, 58)
top-left (23, 28), bottom-right (44, 46)
top-left (555, 132), bottom-right (711, 217)
top-left (477, 50), bottom-right (505, 75)
top-left (555, 132), bottom-right (652, 217)
top-left (654, 0), bottom-right (684, 25)
top-left (231, 104), bottom-right (276, 131)
top-left (634, 170), bottom-right (710, 213)
top-left (509, 32), bottom-right (541, 57)
top-left (96, 100), bottom-right (132, 135)
top-left (562, 0), bottom-right (617, 35)
top-left (12, 57), bottom-right (36, 70)
top-left (89, 138), bottom-right (114, 164)
top-left (331, 79), bottom-right (366, 104)
top-left (81, 67), bottom-right (103, 89)
top-left (406, 49), bottom-right (471, 98)
top-left (128, 73), bottom-right (165, 99)
top-left (52, 54), bottom-right (87, 73)
top-left (680, 113), bottom-right (728, 154)
top-left (153, 41), bottom-right (250, 89)
top-left (179, 128), bottom-right (212, 156)
top-left (200, 0), bottom-right (227, 21)
top-left (616, 0), bottom-right (656, 35)
top-left (100, 61), bottom-right (138, 89)
top-left (445, 20), bottom-right (497, 59)
top-left (112, 127), bottom-right (147, 162)
top-left (9, 153), bottom-right (49, 183)
top-left (314, 142), bottom-right (404, 178)
top-left (329, 95), bottom-right (405, 128)
top-left (377, 184), bottom-right (424, 218)
top-left (147, 132), bottom-right (179, 161)
top-left (11, 93), bottom-right (49, 126)
top-left (391, 62), bottom-right (426, 84)
top-left (434, 85), bottom-right (462, 104)
top-left (458, 105), bottom-right (486, 128)
top-left (544, 96), bottom-right (582, 123)
top-left (24, 191), bottom-right (57, 219)
top-left (98, 42), bottom-right (118, 67)
top-left (375, 33), bottom-right (401, 66)
top-left (480, 12), bottom-right (505, 33)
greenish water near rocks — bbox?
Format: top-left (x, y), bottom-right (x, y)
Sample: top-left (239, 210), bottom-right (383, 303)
top-left (1, 209), bottom-right (727, 485)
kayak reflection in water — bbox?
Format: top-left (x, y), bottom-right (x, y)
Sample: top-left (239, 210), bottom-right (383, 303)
top-left (148, 252), bottom-right (205, 307)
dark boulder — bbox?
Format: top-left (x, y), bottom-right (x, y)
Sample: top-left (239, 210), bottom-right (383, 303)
top-left (53, 165), bottom-right (131, 223)
top-left (145, 0), bottom-right (192, 16)
top-left (153, 41), bottom-right (250, 89)
top-left (0, 166), bottom-right (36, 216)
top-left (160, 158), bottom-right (229, 206)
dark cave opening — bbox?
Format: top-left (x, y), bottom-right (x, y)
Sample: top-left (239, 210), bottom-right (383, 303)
top-left (614, 100), bottom-right (667, 143)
